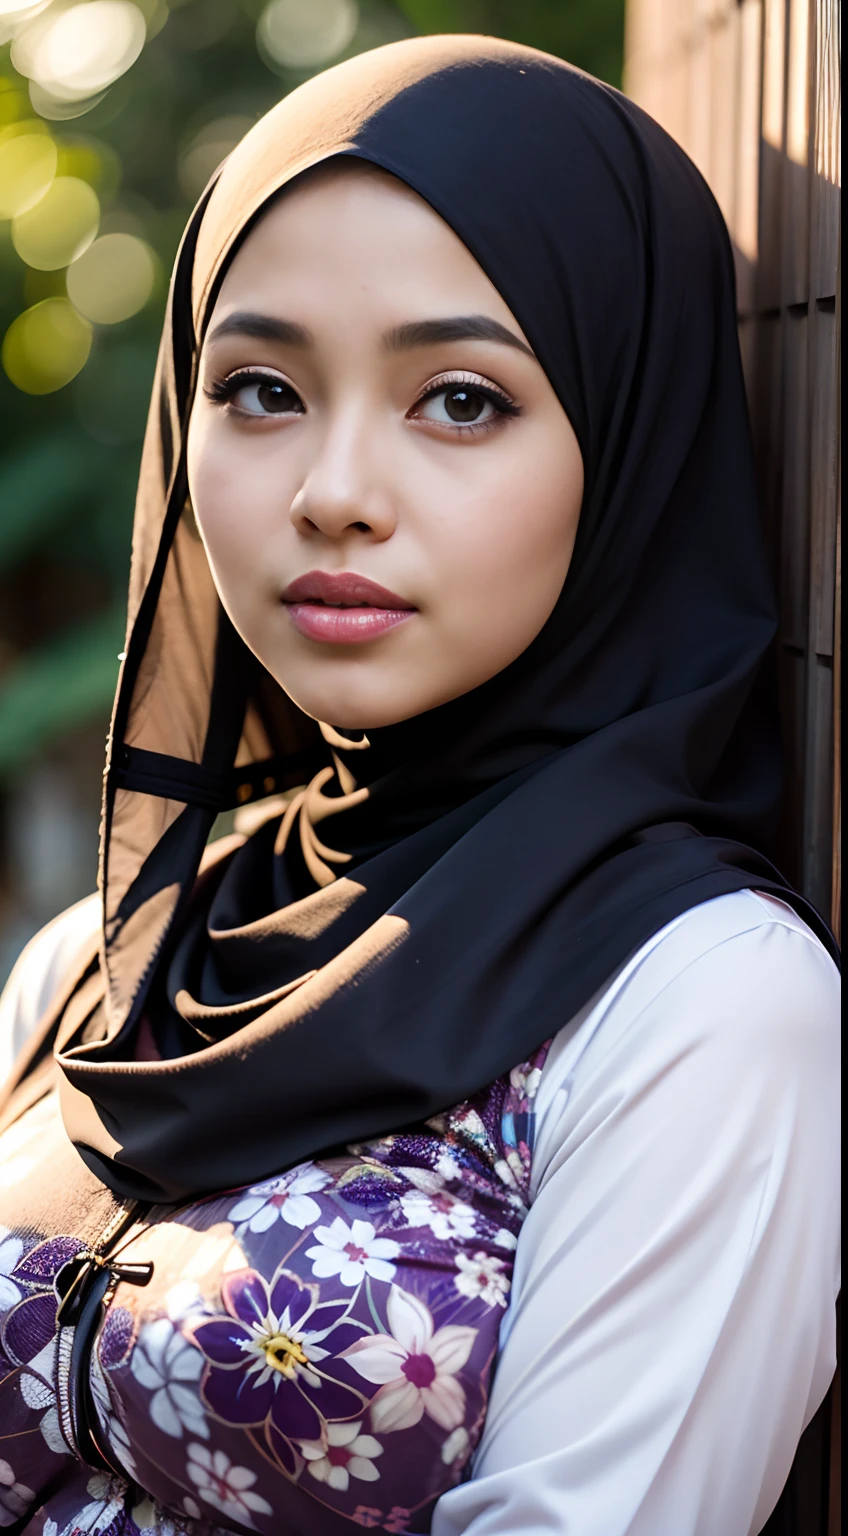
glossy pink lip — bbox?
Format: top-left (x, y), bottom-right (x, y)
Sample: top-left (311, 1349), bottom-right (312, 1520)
top-left (281, 570), bottom-right (416, 645)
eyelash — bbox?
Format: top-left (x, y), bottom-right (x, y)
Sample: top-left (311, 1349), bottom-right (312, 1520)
top-left (202, 369), bottom-right (296, 409)
top-left (410, 371), bottom-right (521, 434)
top-left (202, 367), bottom-right (522, 433)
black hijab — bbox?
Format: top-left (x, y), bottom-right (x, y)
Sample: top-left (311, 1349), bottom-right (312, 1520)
top-left (50, 35), bottom-right (834, 1203)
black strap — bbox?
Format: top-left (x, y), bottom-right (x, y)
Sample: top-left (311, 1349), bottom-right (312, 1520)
top-left (112, 743), bottom-right (317, 812)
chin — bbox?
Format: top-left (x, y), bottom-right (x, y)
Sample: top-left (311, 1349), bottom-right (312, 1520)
top-left (279, 680), bottom-right (416, 731)
top-left (275, 657), bottom-right (482, 731)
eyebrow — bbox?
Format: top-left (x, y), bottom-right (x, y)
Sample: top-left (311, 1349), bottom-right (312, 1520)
top-left (205, 309), bottom-right (536, 361)
top-left (383, 315), bottom-right (536, 359)
top-left (206, 311), bottom-right (314, 347)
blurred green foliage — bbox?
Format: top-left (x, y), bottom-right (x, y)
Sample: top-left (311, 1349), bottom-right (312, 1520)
top-left (0, 0), bottom-right (624, 778)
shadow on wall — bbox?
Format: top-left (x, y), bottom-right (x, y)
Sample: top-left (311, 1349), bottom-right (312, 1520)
top-left (729, 126), bottom-right (840, 1536)
top-left (734, 142), bottom-right (839, 931)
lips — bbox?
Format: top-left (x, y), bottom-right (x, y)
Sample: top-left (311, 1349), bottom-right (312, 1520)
top-left (281, 570), bottom-right (416, 645)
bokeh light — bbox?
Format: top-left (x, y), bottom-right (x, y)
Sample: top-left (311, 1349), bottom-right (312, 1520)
top-left (2, 295), bottom-right (92, 393)
top-left (66, 230), bottom-right (157, 323)
top-left (177, 114), bottom-right (253, 201)
top-left (257, 0), bottom-right (358, 72)
top-left (0, 126), bottom-right (56, 216)
top-left (28, 77), bottom-right (107, 119)
top-left (56, 134), bottom-right (121, 201)
top-left (12, 1), bottom-right (146, 105)
top-left (11, 173), bottom-right (99, 267)
top-left (0, 1), bottom-right (51, 45)
top-left (0, 0), bottom-right (49, 15)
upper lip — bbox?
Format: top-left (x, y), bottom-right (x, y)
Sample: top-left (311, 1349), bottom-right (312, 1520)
top-left (281, 570), bottom-right (415, 609)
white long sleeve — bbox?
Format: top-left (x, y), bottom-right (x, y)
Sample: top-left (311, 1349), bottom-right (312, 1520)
top-left (433, 890), bottom-right (841, 1536)
top-left (0, 891), bottom-right (99, 1087)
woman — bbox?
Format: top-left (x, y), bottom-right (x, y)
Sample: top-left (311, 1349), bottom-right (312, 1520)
top-left (0, 34), bottom-right (840, 1536)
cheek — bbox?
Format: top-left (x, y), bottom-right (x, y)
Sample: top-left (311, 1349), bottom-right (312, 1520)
top-left (187, 415), bottom-right (284, 604)
top-left (425, 431), bottom-right (581, 653)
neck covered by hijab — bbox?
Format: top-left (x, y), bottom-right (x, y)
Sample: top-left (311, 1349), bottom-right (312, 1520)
top-left (47, 35), bottom-right (834, 1202)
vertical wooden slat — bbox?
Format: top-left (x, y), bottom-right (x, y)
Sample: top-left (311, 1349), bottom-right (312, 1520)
top-left (779, 309), bottom-right (810, 648)
top-left (687, 20), bottom-right (713, 181)
top-left (808, 304), bottom-right (838, 657)
top-left (709, 5), bottom-right (739, 231)
top-left (802, 654), bottom-right (834, 909)
top-left (734, 0), bottom-right (763, 316)
top-left (737, 313), bottom-right (758, 399)
top-left (810, 0), bottom-right (840, 300)
top-left (759, 0), bottom-right (788, 311)
top-left (778, 646), bottom-right (808, 878)
top-left (781, 0), bottom-right (812, 305)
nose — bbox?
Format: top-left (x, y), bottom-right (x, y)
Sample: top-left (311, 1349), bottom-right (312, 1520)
top-left (290, 410), bottom-right (397, 544)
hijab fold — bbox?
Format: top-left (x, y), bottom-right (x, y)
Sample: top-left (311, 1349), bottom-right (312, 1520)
top-left (41, 35), bottom-right (836, 1203)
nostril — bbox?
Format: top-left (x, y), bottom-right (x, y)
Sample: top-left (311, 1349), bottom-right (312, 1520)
top-left (352, 521), bottom-right (371, 533)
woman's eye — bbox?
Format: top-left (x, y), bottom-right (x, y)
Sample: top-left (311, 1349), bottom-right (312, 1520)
top-left (229, 376), bottom-right (304, 416)
top-left (416, 385), bottom-right (497, 426)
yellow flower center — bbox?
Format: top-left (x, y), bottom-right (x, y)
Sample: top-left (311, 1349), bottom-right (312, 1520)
top-left (262, 1332), bottom-right (309, 1377)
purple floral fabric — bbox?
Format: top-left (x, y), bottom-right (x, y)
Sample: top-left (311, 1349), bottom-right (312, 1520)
top-left (0, 1048), bottom-right (549, 1535)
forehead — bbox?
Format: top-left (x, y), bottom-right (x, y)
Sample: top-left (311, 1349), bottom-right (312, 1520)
top-left (212, 160), bottom-right (517, 327)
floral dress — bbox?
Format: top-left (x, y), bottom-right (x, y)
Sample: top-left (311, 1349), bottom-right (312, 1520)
top-left (0, 1046), bottom-right (549, 1536)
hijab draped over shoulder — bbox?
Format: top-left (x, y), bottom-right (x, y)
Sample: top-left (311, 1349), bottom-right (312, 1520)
top-left (41, 35), bottom-right (833, 1202)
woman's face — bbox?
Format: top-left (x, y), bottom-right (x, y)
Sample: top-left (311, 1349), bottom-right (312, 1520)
top-left (188, 163), bottom-right (583, 729)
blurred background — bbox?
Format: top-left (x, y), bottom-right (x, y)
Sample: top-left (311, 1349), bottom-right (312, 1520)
top-left (0, 0), bottom-right (626, 982)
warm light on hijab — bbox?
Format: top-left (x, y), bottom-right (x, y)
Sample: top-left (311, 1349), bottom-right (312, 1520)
top-left (26, 35), bottom-right (836, 1203)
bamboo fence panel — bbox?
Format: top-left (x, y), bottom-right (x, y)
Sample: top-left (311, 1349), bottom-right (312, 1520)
top-left (624, 3), bottom-right (840, 1533)
top-left (624, 0), bottom-right (840, 929)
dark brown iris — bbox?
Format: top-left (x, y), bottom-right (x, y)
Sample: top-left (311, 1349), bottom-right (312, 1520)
top-left (258, 382), bottom-right (299, 412)
top-left (444, 386), bottom-right (487, 422)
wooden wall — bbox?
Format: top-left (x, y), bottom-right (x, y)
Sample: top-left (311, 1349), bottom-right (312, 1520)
top-left (624, 5), bottom-right (841, 1535)
top-left (624, 0), bottom-right (841, 935)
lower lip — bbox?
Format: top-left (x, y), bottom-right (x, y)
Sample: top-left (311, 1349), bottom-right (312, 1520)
top-left (285, 603), bottom-right (415, 644)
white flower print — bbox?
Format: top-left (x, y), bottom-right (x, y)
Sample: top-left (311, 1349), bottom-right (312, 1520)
top-left (186, 1443), bottom-right (273, 1526)
top-left (305, 1218), bottom-right (400, 1288)
top-left (19, 1366), bottom-right (54, 1409)
top-left (64, 1472), bottom-right (127, 1534)
top-left (90, 1352), bottom-right (138, 1475)
top-left (0, 1458), bottom-right (34, 1527)
top-left (131, 1317), bottom-right (207, 1439)
top-left (492, 1151), bottom-right (529, 1211)
top-left (229, 1163), bottom-right (330, 1234)
top-left (509, 1062), bottom-right (543, 1101)
top-left (394, 1165), bottom-right (446, 1196)
top-left (399, 1189), bottom-right (476, 1242)
top-left (441, 1425), bottom-right (471, 1467)
top-left (454, 1251), bottom-right (511, 1308)
top-left (342, 1285), bottom-right (475, 1434)
top-left (299, 1420), bottom-right (383, 1492)
top-left (0, 1228), bottom-right (23, 1312)
top-left (164, 1279), bottom-right (205, 1322)
top-left (19, 1338), bottom-right (67, 1457)
top-left (492, 1227), bottom-right (518, 1250)
top-left (129, 1494), bottom-right (158, 1534)
top-left (434, 1149), bottom-right (462, 1183)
